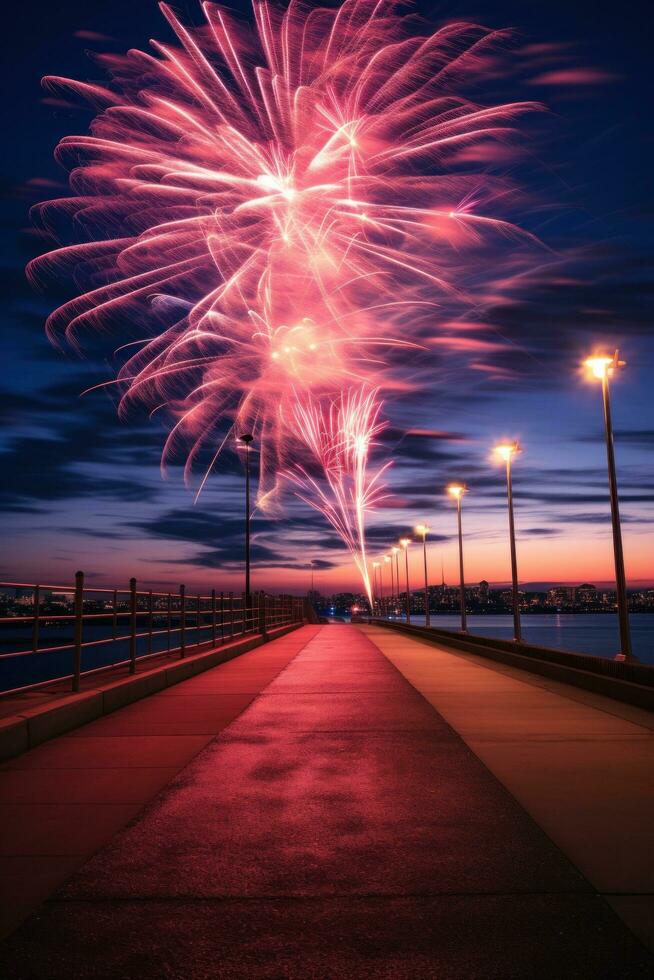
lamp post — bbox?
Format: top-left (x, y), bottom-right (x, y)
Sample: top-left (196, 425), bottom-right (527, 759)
top-left (415, 524), bottom-right (431, 627)
top-left (399, 538), bottom-right (412, 623)
top-left (384, 555), bottom-right (392, 618)
top-left (309, 559), bottom-right (317, 604)
top-left (240, 433), bottom-right (254, 608)
top-left (392, 547), bottom-right (400, 612)
top-left (584, 352), bottom-right (633, 661)
top-left (494, 443), bottom-right (522, 643)
top-left (372, 561), bottom-right (380, 615)
top-left (447, 484), bottom-right (468, 634)
top-left (378, 557), bottom-right (385, 615)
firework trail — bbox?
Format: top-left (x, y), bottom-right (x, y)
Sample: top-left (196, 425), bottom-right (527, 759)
top-left (29, 0), bottom-right (541, 598)
top-left (286, 387), bottom-right (389, 599)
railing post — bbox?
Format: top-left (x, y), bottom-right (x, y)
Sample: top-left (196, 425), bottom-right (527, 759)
top-left (72, 571), bottom-right (84, 692)
top-left (196, 594), bottom-right (201, 646)
top-left (211, 589), bottom-right (217, 646)
top-left (147, 589), bottom-right (153, 656)
top-left (260, 593), bottom-right (267, 638)
top-left (229, 592), bottom-right (234, 640)
top-left (220, 591), bottom-right (225, 643)
top-left (167, 593), bottom-right (172, 651)
top-left (129, 577), bottom-right (137, 674)
top-left (180, 584), bottom-right (186, 658)
top-left (32, 585), bottom-right (40, 654)
top-left (112, 588), bottom-right (118, 640)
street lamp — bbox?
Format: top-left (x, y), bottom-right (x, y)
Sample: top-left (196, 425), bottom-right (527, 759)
top-left (378, 556), bottom-right (385, 613)
top-left (391, 547), bottom-right (400, 612)
top-left (240, 433), bottom-right (254, 608)
top-left (494, 443), bottom-right (522, 643)
top-left (447, 484), bottom-right (468, 634)
top-left (584, 351), bottom-right (634, 661)
top-left (415, 524), bottom-right (431, 627)
top-left (384, 555), bottom-right (392, 617)
top-left (399, 538), bottom-right (412, 623)
top-left (309, 559), bottom-right (317, 604)
top-left (372, 561), bottom-right (380, 615)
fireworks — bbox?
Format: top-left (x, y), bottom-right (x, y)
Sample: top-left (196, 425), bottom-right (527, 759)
top-left (29, 0), bottom-right (540, 599)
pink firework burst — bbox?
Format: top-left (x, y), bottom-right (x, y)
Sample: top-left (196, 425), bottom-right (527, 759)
top-left (28, 0), bottom-right (542, 594)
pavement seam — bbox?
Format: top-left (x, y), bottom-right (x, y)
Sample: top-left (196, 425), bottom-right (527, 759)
top-left (42, 888), bottom-right (618, 904)
top-left (364, 628), bottom-right (654, 730)
top-left (359, 629), bottom-right (609, 872)
top-left (361, 625), bottom-right (654, 959)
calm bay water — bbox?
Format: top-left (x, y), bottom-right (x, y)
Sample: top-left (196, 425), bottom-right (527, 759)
top-left (1, 612), bottom-right (653, 692)
top-left (379, 613), bottom-right (654, 665)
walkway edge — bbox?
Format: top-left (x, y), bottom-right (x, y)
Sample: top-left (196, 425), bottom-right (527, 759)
top-left (367, 620), bottom-right (654, 711)
top-left (0, 622), bottom-right (303, 763)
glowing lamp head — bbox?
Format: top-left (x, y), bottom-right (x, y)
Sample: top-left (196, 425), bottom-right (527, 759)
top-left (372, 561), bottom-right (380, 569)
top-left (584, 350), bottom-right (625, 381)
top-left (399, 537), bottom-right (411, 549)
top-left (383, 555), bottom-right (391, 563)
top-left (415, 523), bottom-right (429, 536)
top-left (585, 356), bottom-right (613, 380)
top-left (494, 442), bottom-right (521, 463)
top-left (391, 547), bottom-right (399, 555)
top-left (447, 483), bottom-right (467, 500)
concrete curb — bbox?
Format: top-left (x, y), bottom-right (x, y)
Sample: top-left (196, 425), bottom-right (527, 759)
top-left (366, 620), bottom-right (654, 712)
top-left (0, 621), bottom-right (304, 763)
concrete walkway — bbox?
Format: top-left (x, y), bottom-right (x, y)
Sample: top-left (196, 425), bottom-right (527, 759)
top-left (0, 624), bottom-right (652, 978)
top-left (361, 623), bottom-right (654, 956)
top-left (0, 626), bottom-right (319, 940)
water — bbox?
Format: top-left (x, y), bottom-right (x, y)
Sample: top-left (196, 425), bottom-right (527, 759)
top-left (2, 612), bottom-right (653, 692)
top-left (342, 613), bottom-right (654, 666)
top-left (0, 620), bottom-right (236, 693)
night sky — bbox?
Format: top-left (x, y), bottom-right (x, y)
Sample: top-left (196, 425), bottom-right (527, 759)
top-left (2, 0), bottom-right (653, 595)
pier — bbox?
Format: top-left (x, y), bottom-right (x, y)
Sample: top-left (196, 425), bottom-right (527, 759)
top-left (1, 622), bottom-right (653, 977)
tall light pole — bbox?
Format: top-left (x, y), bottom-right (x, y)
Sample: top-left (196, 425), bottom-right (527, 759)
top-left (387, 553), bottom-right (395, 608)
top-left (372, 561), bottom-right (380, 615)
top-left (392, 547), bottom-right (400, 612)
top-left (447, 484), bottom-right (468, 634)
top-left (240, 433), bottom-right (254, 608)
top-left (384, 555), bottom-right (392, 617)
top-left (494, 443), bottom-right (522, 643)
top-left (378, 557), bottom-right (385, 614)
top-left (400, 538), bottom-right (412, 623)
top-left (584, 352), bottom-right (634, 661)
top-left (415, 524), bottom-right (431, 627)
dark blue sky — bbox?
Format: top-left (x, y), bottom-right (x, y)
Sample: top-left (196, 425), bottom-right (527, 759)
top-left (1, 0), bottom-right (653, 593)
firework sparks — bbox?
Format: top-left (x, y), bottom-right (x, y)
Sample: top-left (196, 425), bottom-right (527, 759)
top-left (29, 0), bottom-right (541, 595)
top-left (286, 387), bottom-right (390, 602)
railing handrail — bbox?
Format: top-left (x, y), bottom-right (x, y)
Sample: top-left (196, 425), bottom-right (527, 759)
top-left (0, 574), bottom-right (306, 692)
top-left (362, 616), bottom-right (654, 686)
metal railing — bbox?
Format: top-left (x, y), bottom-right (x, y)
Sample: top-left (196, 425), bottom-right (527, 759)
top-left (0, 573), bottom-right (305, 694)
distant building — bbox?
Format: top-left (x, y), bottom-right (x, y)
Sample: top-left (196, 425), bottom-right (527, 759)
top-left (575, 584), bottom-right (598, 605)
top-left (548, 587), bottom-right (574, 608)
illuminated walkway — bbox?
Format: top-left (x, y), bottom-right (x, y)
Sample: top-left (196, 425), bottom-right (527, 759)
top-left (1, 624), bottom-right (653, 978)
